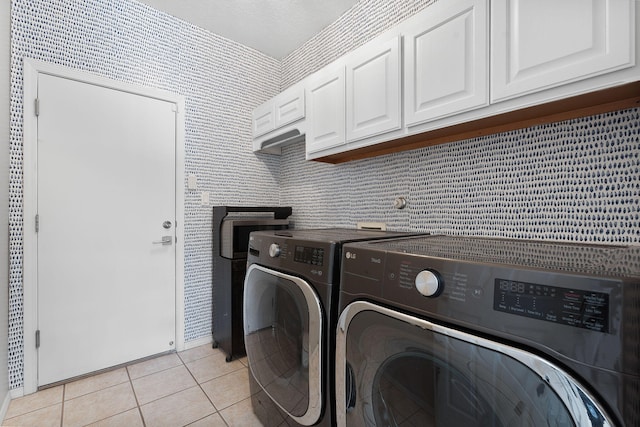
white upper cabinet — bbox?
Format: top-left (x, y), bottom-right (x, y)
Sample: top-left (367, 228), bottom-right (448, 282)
top-left (305, 62), bottom-right (346, 155)
top-left (252, 82), bottom-right (306, 154)
top-left (491, 0), bottom-right (635, 102)
top-left (252, 83), bottom-right (305, 138)
top-left (345, 35), bottom-right (402, 142)
top-left (403, 0), bottom-right (489, 127)
top-left (265, 0), bottom-right (637, 162)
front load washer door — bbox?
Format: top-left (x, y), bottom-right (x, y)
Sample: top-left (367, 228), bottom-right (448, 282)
top-left (336, 301), bottom-right (614, 427)
top-left (243, 264), bottom-right (323, 426)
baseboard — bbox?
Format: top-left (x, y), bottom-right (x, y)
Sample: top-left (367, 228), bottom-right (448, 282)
top-left (9, 388), bottom-right (22, 399)
top-left (183, 336), bottom-right (213, 351)
top-left (0, 388), bottom-right (17, 422)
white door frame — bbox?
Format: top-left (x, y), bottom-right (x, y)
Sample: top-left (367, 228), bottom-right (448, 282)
top-left (22, 58), bottom-right (186, 395)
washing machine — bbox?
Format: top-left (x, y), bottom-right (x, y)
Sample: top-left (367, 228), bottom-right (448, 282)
top-left (336, 235), bottom-right (640, 426)
top-left (243, 228), bottom-right (425, 426)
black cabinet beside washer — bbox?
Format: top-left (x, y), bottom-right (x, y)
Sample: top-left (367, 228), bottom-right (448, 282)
top-left (211, 206), bottom-right (291, 362)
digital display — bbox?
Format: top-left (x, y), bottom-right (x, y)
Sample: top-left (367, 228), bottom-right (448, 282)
top-left (499, 281), bottom-right (526, 294)
top-left (494, 279), bottom-right (609, 333)
top-left (294, 245), bottom-right (324, 266)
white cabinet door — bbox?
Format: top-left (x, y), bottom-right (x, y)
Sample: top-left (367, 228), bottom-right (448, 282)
top-left (403, 0), bottom-right (488, 127)
top-left (305, 64), bottom-right (346, 154)
top-left (491, 0), bottom-right (635, 102)
top-left (252, 100), bottom-right (275, 138)
top-left (346, 35), bottom-right (401, 142)
top-left (274, 84), bottom-right (305, 128)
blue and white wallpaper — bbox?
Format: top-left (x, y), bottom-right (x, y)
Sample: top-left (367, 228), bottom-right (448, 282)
top-left (8, 0), bottom-right (640, 390)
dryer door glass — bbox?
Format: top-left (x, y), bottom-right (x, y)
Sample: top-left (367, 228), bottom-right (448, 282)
top-left (339, 305), bottom-right (609, 427)
top-left (243, 265), bottom-right (323, 426)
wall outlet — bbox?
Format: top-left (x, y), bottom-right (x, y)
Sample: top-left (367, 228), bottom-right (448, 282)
top-left (201, 191), bottom-right (209, 205)
top-left (188, 174), bottom-right (198, 190)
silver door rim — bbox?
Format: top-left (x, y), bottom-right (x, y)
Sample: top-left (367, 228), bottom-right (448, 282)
top-left (243, 263), bottom-right (323, 426)
top-left (336, 300), bottom-right (614, 427)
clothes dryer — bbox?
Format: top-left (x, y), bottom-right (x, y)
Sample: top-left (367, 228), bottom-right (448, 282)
top-left (337, 235), bottom-right (639, 426)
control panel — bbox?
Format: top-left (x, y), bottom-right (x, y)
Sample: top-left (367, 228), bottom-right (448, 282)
top-left (294, 245), bottom-right (324, 266)
top-left (493, 279), bottom-right (609, 333)
top-left (341, 245), bottom-right (616, 336)
top-left (248, 233), bottom-right (335, 283)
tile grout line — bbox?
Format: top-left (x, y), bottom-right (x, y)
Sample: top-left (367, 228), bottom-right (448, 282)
top-left (127, 353), bottom-right (183, 382)
top-left (60, 384), bottom-right (65, 427)
top-left (179, 352), bottom-right (229, 427)
top-left (65, 382), bottom-right (141, 427)
top-left (62, 365), bottom-right (147, 426)
top-left (1, 390), bottom-right (61, 425)
top-left (178, 349), bottom-right (260, 426)
top-left (4, 347), bottom-right (250, 427)
top-left (125, 364), bottom-right (147, 427)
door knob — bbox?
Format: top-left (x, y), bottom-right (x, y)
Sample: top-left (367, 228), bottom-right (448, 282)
top-left (153, 236), bottom-right (173, 245)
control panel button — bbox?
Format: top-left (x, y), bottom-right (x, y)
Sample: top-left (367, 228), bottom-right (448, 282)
top-left (269, 243), bottom-right (281, 258)
top-left (415, 270), bottom-right (442, 297)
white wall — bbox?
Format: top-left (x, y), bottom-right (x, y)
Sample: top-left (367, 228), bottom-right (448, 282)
top-left (0, 0), bottom-right (12, 416)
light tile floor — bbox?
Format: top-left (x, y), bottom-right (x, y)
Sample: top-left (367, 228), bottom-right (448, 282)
top-left (2, 344), bottom-right (265, 427)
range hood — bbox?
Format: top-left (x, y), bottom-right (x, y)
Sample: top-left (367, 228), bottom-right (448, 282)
top-left (253, 120), bottom-right (306, 155)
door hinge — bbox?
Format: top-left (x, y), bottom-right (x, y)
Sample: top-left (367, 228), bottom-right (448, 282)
top-left (35, 330), bottom-right (40, 348)
top-left (35, 98), bottom-right (40, 117)
top-left (35, 214), bottom-right (39, 233)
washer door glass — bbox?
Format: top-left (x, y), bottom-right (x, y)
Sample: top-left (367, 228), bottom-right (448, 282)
top-left (340, 305), bottom-right (609, 427)
top-left (243, 264), bottom-right (323, 426)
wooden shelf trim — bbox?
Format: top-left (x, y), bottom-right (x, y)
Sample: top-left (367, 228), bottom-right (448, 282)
top-left (314, 81), bottom-right (640, 164)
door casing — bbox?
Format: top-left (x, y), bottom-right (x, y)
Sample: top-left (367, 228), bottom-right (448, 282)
top-left (22, 58), bottom-right (186, 394)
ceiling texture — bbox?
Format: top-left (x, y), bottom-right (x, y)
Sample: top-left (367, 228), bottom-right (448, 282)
top-left (136, 0), bottom-right (359, 59)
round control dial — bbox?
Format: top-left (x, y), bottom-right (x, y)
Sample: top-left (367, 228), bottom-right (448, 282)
top-left (415, 270), bottom-right (442, 297)
top-left (269, 243), bottom-right (281, 258)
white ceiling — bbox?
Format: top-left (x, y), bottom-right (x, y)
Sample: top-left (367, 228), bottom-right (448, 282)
top-left (136, 0), bottom-right (359, 59)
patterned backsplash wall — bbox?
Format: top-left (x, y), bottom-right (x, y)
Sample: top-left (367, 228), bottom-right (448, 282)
top-left (279, 109), bottom-right (640, 243)
top-left (8, 0), bottom-right (640, 392)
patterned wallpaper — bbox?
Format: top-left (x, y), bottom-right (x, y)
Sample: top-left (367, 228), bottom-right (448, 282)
top-left (280, 110), bottom-right (640, 243)
top-left (278, 0), bottom-right (639, 245)
top-left (8, 0), bottom-right (640, 391)
top-left (0, 0), bottom-right (11, 401)
top-left (281, 0), bottom-right (436, 89)
top-left (9, 0), bottom-right (281, 389)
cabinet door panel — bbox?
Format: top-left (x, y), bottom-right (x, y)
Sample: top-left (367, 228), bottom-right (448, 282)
top-left (404, 0), bottom-right (488, 127)
top-left (306, 67), bottom-right (346, 154)
top-left (491, 0), bottom-right (635, 102)
top-left (252, 102), bottom-right (274, 138)
top-left (346, 36), bottom-right (401, 142)
top-left (274, 85), bottom-right (305, 128)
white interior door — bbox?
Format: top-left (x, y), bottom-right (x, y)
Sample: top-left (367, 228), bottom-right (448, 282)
top-left (36, 73), bottom-right (177, 386)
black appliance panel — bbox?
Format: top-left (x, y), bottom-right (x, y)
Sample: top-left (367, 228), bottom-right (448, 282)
top-left (493, 278), bottom-right (609, 332)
